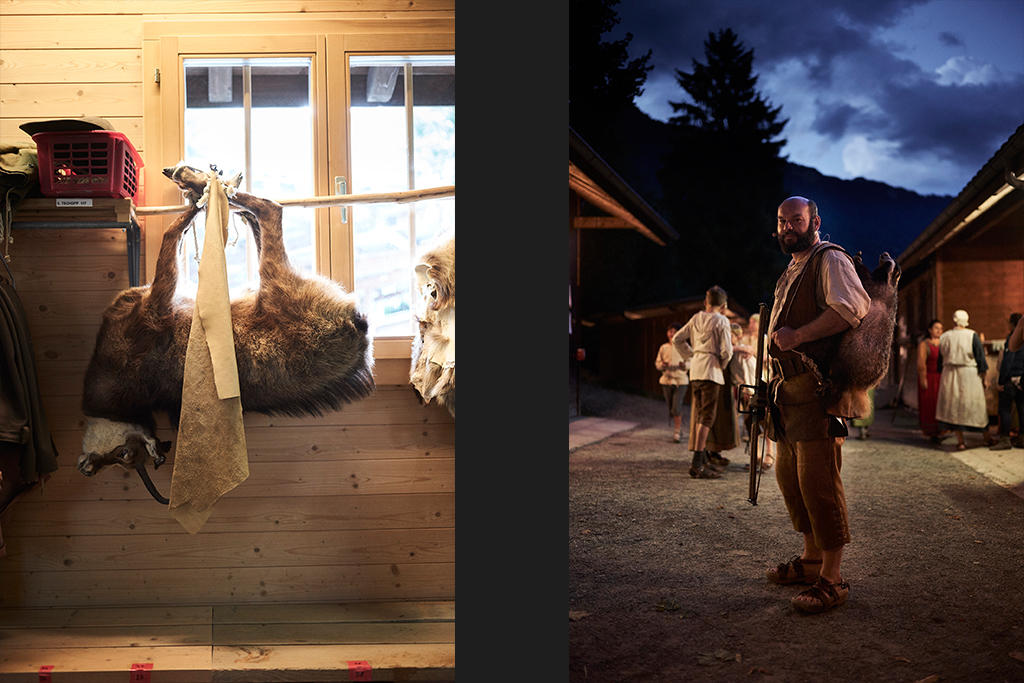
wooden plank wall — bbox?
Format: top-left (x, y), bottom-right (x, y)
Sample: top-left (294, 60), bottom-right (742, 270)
top-left (0, 1), bottom-right (455, 609)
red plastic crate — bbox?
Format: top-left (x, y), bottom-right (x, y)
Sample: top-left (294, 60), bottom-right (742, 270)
top-left (33, 130), bottom-right (143, 203)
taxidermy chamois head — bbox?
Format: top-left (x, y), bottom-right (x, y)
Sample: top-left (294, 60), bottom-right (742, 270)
top-left (410, 237), bottom-right (455, 418)
top-left (78, 164), bottom-right (375, 483)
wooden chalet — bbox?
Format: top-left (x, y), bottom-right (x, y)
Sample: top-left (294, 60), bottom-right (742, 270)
top-left (583, 298), bottom-right (750, 401)
top-left (895, 122), bottom-right (1024, 411)
top-left (569, 128), bottom-right (678, 415)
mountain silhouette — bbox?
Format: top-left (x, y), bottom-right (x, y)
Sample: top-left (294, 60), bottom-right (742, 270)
top-left (599, 105), bottom-right (952, 266)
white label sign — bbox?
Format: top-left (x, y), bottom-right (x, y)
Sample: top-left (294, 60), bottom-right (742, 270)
top-left (55, 198), bottom-right (93, 207)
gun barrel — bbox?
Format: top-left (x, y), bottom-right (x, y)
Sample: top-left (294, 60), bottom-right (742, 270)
top-left (748, 302), bottom-right (769, 505)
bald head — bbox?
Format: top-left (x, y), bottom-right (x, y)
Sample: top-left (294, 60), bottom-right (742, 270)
top-left (776, 196), bottom-right (821, 255)
top-left (779, 196), bottom-right (818, 222)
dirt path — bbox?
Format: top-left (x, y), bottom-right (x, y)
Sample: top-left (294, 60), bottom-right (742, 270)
top-left (569, 384), bottom-right (1024, 682)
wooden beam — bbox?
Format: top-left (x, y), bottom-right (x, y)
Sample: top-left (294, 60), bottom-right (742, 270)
top-left (569, 162), bottom-right (664, 245)
top-left (136, 185), bottom-right (454, 216)
top-left (572, 215), bottom-right (634, 229)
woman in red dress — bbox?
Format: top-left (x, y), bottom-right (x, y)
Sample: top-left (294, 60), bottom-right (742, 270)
top-left (917, 319), bottom-right (944, 440)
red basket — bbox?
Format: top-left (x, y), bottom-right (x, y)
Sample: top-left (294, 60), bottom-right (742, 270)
top-left (33, 130), bottom-right (143, 203)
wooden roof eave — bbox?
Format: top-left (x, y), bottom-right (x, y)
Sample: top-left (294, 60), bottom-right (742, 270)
top-left (569, 162), bottom-right (666, 246)
top-left (898, 123), bottom-right (1024, 270)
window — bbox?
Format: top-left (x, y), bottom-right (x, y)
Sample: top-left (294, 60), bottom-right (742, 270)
top-left (349, 55), bottom-right (455, 337)
top-left (146, 28), bottom-right (454, 355)
top-left (180, 57), bottom-right (316, 296)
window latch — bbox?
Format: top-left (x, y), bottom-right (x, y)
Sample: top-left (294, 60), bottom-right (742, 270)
top-left (335, 176), bottom-right (347, 223)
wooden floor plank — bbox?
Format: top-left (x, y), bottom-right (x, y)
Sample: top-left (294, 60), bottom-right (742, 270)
top-left (215, 600), bottom-right (454, 625)
top-left (0, 601), bottom-right (454, 682)
top-left (212, 643), bottom-right (454, 682)
top-left (214, 621), bottom-right (454, 646)
top-left (0, 623), bottom-right (212, 649)
top-left (0, 605), bottom-right (210, 629)
top-left (0, 646), bottom-right (213, 682)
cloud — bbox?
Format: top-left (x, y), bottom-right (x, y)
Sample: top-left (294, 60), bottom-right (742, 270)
top-left (878, 76), bottom-right (1024, 165)
top-left (935, 56), bottom-right (1004, 85)
top-left (812, 102), bottom-right (860, 137)
top-left (938, 31), bottom-right (963, 47)
top-left (605, 0), bottom-right (1024, 195)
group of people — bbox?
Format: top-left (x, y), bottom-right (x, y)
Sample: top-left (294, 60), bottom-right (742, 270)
top-left (916, 311), bottom-right (1024, 450)
top-left (652, 195), bottom-right (872, 615)
top-left (650, 194), bottom-right (1023, 616)
top-left (655, 294), bottom-right (774, 481)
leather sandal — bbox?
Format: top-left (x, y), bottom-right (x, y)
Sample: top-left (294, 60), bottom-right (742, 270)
top-left (791, 576), bottom-right (850, 613)
top-left (766, 555), bottom-right (822, 585)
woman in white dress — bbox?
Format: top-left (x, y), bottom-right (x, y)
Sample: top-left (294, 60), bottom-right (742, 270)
top-left (935, 309), bottom-right (990, 450)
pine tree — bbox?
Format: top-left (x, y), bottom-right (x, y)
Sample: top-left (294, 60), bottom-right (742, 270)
top-left (660, 28), bottom-right (789, 310)
top-left (569, 0), bottom-right (652, 167)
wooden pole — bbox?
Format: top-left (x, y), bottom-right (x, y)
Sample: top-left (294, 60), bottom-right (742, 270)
top-left (135, 185), bottom-right (455, 217)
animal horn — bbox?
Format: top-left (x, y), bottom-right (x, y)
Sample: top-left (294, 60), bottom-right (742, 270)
top-left (1007, 169), bottom-right (1024, 190)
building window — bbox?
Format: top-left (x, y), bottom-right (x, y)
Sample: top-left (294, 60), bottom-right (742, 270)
top-left (179, 57), bottom-right (316, 296)
top-left (349, 55), bottom-right (455, 337)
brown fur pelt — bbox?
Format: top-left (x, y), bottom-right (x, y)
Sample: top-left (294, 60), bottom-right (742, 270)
top-left (795, 251), bottom-right (901, 418)
top-left (79, 165), bottom-right (374, 475)
top-left (410, 237), bottom-right (455, 418)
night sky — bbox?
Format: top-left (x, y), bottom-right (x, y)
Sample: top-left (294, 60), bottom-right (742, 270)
top-left (608, 0), bottom-right (1024, 197)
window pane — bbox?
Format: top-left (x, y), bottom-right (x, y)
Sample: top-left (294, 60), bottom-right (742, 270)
top-left (181, 58), bottom-right (314, 296)
top-left (350, 55), bottom-right (454, 337)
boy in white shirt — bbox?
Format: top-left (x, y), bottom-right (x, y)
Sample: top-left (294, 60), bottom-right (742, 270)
top-left (655, 322), bottom-right (689, 443)
top-left (674, 286), bottom-right (733, 478)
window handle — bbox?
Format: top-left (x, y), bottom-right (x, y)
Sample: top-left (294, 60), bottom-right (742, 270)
top-left (335, 176), bottom-right (348, 223)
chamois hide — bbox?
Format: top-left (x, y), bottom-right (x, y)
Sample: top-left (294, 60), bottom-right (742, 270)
top-left (795, 251), bottom-right (901, 418)
top-left (78, 165), bottom-right (375, 477)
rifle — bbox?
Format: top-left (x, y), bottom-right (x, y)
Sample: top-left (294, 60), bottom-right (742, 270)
top-left (738, 302), bottom-right (769, 505)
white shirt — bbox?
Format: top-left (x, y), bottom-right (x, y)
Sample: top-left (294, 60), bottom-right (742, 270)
top-left (673, 310), bottom-right (733, 385)
top-left (655, 342), bottom-right (689, 385)
top-left (768, 240), bottom-right (871, 336)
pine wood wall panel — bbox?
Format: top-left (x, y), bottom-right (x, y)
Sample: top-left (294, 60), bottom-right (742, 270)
top-left (6, 493), bottom-right (455, 537)
top-left (0, 0), bottom-right (454, 13)
top-left (1, 562), bottom-right (454, 606)
top-left (2, 528), bottom-right (453, 572)
top-left (23, 458), bottom-right (454, 502)
top-left (0, 16), bottom-right (143, 49)
top-left (0, 118), bottom-right (143, 150)
top-left (0, 83), bottom-right (143, 119)
top-left (0, 49), bottom-right (141, 83)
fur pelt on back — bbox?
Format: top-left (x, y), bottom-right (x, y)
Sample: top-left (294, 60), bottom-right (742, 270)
top-left (794, 250), bottom-right (901, 418)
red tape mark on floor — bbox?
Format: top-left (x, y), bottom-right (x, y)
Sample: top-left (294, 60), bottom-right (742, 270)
top-left (38, 665), bottom-right (54, 683)
top-left (348, 659), bottom-right (372, 681)
top-left (130, 662), bottom-right (154, 682)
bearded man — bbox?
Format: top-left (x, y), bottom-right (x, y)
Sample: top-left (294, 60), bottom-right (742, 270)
top-left (762, 196), bottom-right (871, 614)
